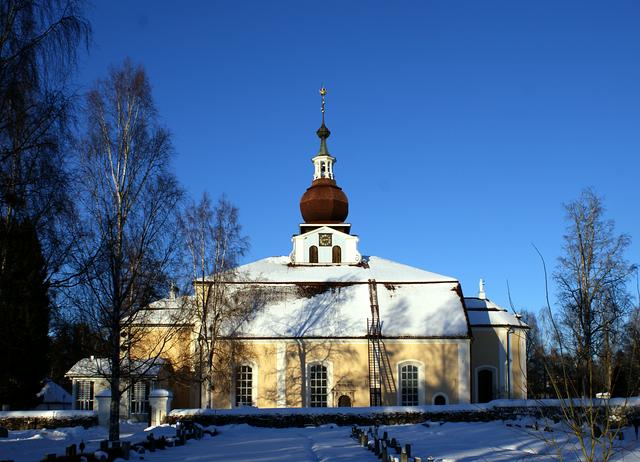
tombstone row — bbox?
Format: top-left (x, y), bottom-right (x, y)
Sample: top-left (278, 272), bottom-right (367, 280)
top-left (351, 425), bottom-right (436, 462)
top-left (36, 420), bottom-right (216, 462)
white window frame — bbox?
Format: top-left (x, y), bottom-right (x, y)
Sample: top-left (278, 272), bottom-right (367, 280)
top-left (307, 361), bottom-right (333, 407)
top-left (130, 380), bottom-right (154, 414)
top-left (233, 362), bottom-right (258, 407)
top-left (397, 360), bottom-right (424, 406)
top-left (74, 380), bottom-right (94, 410)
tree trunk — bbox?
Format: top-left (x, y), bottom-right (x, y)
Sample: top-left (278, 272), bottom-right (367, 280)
top-left (297, 340), bottom-right (307, 406)
top-left (109, 324), bottom-right (121, 441)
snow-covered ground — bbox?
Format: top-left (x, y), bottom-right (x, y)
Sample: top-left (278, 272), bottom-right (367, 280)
top-left (1, 419), bottom-right (639, 462)
top-left (0, 422), bottom-right (174, 462)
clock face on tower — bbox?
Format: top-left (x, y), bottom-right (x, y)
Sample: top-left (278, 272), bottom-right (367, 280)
top-left (319, 233), bottom-right (332, 247)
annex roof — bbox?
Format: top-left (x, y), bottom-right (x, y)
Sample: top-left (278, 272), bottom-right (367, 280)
top-left (464, 297), bottom-right (529, 329)
top-left (136, 295), bottom-right (193, 325)
top-left (65, 357), bottom-right (167, 378)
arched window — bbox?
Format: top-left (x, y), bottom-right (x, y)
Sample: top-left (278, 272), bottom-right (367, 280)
top-left (400, 364), bottom-right (419, 406)
top-left (332, 245), bottom-right (341, 263)
top-left (309, 245), bottom-right (318, 263)
top-left (235, 365), bottom-right (253, 406)
top-left (309, 364), bottom-right (328, 407)
top-left (433, 393), bottom-right (448, 405)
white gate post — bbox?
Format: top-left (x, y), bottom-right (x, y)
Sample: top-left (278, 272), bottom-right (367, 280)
top-left (95, 389), bottom-right (111, 427)
top-left (149, 389), bottom-right (173, 427)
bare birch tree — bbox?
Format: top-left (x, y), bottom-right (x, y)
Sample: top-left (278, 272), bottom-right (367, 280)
top-left (532, 190), bottom-right (636, 462)
top-left (554, 188), bottom-right (634, 397)
top-left (179, 194), bottom-right (250, 408)
top-left (73, 60), bottom-right (182, 440)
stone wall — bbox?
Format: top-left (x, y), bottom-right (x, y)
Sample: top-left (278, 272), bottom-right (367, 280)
top-left (167, 404), bottom-right (640, 428)
top-left (0, 411), bottom-right (98, 430)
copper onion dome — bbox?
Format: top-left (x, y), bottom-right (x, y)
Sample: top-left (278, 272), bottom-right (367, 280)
top-left (300, 177), bottom-right (349, 223)
top-left (299, 88), bottom-right (349, 223)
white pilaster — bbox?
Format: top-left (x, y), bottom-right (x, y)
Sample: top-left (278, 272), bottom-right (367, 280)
top-left (95, 389), bottom-right (111, 427)
top-left (508, 329), bottom-right (514, 399)
top-left (276, 343), bottom-right (286, 407)
top-left (457, 341), bottom-right (470, 403)
top-left (519, 332), bottom-right (527, 398)
top-left (498, 329), bottom-right (506, 398)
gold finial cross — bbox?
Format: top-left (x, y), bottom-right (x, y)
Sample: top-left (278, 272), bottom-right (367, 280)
top-left (320, 86), bottom-right (327, 121)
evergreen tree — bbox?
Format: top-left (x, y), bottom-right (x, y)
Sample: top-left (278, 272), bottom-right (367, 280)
top-left (0, 219), bottom-right (50, 409)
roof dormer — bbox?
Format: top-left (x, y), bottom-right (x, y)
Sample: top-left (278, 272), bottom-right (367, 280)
top-left (290, 226), bottom-right (360, 265)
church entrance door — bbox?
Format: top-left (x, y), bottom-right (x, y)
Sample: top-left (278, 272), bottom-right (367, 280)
top-left (337, 395), bottom-right (352, 407)
top-left (477, 369), bottom-right (494, 403)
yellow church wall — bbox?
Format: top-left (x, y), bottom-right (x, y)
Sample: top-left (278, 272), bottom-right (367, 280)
top-left (129, 326), bottom-right (192, 365)
top-left (283, 340), bottom-right (369, 408)
top-left (210, 338), bottom-right (469, 409)
top-left (247, 342), bottom-right (278, 408)
top-left (382, 341), bottom-right (463, 404)
top-left (128, 325), bottom-right (196, 409)
top-left (471, 329), bottom-right (501, 371)
top-left (510, 329), bottom-right (527, 399)
top-left (127, 324), bottom-right (479, 408)
top-left (471, 327), bottom-right (528, 401)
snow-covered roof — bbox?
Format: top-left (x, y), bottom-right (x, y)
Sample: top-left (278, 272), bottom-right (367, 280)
top-left (66, 357), bottom-right (167, 378)
top-left (464, 297), bottom-right (529, 329)
top-left (135, 295), bottom-right (193, 325)
top-left (209, 256), bottom-right (458, 284)
top-left (211, 256), bottom-right (469, 338)
top-left (148, 297), bottom-right (182, 309)
top-left (37, 379), bottom-right (72, 404)
top-left (242, 281), bottom-right (468, 338)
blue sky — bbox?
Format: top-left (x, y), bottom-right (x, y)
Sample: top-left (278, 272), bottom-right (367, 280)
top-left (77, 0), bottom-right (639, 315)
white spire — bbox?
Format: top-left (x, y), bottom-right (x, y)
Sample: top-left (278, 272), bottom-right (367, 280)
top-left (478, 278), bottom-right (486, 300)
top-left (312, 86), bottom-right (336, 181)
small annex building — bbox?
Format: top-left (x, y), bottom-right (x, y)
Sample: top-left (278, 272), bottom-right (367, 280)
top-left (66, 90), bottom-right (528, 413)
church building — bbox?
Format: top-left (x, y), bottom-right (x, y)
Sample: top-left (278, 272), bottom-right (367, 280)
top-left (67, 89), bottom-right (528, 414)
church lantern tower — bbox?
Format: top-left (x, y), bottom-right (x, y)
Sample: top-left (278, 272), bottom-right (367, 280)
top-left (299, 87), bottom-right (349, 228)
top-left (290, 87), bottom-right (361, 265)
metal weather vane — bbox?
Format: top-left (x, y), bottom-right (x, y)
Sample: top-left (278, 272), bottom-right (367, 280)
top-left (320, 85), bottom-right (327, 123)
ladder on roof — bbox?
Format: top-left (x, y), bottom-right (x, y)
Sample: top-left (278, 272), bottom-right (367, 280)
top-left (367, 279), bottom-right (396, 406)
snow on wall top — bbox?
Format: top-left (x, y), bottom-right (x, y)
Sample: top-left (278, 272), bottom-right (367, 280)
top-left (0, 410), bottom-right (96, 418)
top-left (464, 297), bottom-right (529, 328)
top-left (221, 256), bottom-right (468, 338)
top-left (212, 256), bottom-right (458, 283)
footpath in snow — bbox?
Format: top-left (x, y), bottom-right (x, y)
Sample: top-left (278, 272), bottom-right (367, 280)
top-left (149, 424), bottom-right (368, 462)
